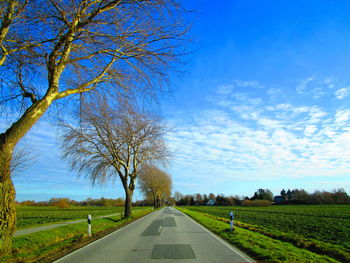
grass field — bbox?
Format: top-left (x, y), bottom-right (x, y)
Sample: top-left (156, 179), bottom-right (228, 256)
top-left (178, 205), bottom-right (350, 262)
top-left (3, 207), bottom-right (153, 263)
top-left (16, 206), bottom-right (144, 229)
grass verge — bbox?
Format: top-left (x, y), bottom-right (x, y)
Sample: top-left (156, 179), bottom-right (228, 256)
top-left (1, 208), bottom-right (153, 263)
top-left (177, 207), bottom-right (341, 263)
top-left (16, 206), bottom-right (142, 230)
top-left (200, 212), bottom-right (349, 263)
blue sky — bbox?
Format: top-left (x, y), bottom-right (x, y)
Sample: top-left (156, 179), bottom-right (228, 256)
top-left (5, 0), bottom-right (350, 201)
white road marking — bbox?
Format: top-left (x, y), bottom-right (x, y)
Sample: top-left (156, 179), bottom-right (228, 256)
top-left (176, 208), bottom-right (255, 263)
top-left (53, 210), bottom-right (157, 263)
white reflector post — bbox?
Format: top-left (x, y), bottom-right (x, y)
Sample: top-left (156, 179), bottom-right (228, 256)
top-left (229, 211), bottom-right (234, 231)
top-left (87, 214), bottom-right (92, 237)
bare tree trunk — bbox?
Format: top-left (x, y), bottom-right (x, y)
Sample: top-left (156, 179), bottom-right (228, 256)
top-left (153, 195), bottom-right (157, 209)
top-left (0, 95), bottom-right (55, 254)
top-left (124, 187), bottom-right (133, 218)
top-left (0, 142), bottom-right (16, 254)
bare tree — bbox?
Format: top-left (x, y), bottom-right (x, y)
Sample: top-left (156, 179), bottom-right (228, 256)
top-left (0, 0), bottom-right (188, 253)
top-left (61, 99), bottom-right (169, 218)
top-left (0, 0), bottom-right (30, 66)
top-left (173, 191), bottom-right (183, 203)
top-left (10, 145), bottom-right (35, 175)
top-left (138, 164), bottom-right (172, 208)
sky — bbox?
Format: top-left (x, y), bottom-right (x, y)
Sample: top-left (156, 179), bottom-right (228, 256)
top-left (4, 0), bottom-right (350, 201)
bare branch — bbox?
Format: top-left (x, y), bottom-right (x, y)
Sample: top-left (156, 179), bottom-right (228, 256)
top-left (60, 97), bottom-right (169, 205)
top-left (54, 51), bottom-right (118, 100)
top-left (10, 144), bottom-right (36, 175)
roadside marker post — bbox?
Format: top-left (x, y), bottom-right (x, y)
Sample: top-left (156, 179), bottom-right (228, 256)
top-left (87, 214), bottom-right (92, 237)
top-left (230, 211), bottom-right (234, 231)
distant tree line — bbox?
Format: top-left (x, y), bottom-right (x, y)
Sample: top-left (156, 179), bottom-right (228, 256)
top-left (17, 188), bottom-right (350, 208)
top-left (275, 188), bottom-right (350, 205)
top-left (174, 192), bottom-right (240, 206)
top-left (174, 188), bottom-right (350, 206)
top-left (17, 197), bottom-right (125, 208)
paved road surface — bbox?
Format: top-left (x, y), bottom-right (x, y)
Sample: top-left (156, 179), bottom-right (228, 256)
top-left (54, 207), bottom-right (254, 263)
top-left (14, 212), bottom-right (121, 237)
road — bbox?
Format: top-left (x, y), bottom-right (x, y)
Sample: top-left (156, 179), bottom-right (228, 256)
top-left (54, 207), bottom-right (254, 263)
top-left (14, 212), bottom-right (121, 237)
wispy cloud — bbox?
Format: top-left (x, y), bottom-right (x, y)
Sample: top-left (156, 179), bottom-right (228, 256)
top-left (296, 76), bottom-right (315, 94)
top-left (167, 77), bottom-right (350, 194)
top-left (4, 75), bottom-right (350, 199)
top-left (335, 88), bottom-right (349, 99)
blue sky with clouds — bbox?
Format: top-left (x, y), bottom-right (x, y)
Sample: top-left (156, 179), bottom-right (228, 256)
top-left (4, 0), bottom-right (350, 201)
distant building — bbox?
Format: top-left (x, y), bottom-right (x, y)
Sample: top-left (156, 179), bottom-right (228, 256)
top-left (207, 199), bottom-right (216, 206)
top-left (274, 195), bottom-right (284, 203)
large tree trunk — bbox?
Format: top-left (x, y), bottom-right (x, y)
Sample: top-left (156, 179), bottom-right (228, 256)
top-left (123, 176), bottom-right (135, 218)
top-left (153, 195), bottom-right (157, 209)
top-left (0, 147), bottom-right (16, 255)
top-left (124, 188), bottom-right (133, 218)
top-left (0, 94), bottom-right (56, 254)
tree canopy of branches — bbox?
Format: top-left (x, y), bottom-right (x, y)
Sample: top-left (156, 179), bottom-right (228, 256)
top-left (251, 189), bottom-right (274, 201)
top-left (138, 164), bottom-right (172, 208)
top-left (61, 99), bottom-right (169, 218)
top-left (0, 0), bottom-right (188, 254)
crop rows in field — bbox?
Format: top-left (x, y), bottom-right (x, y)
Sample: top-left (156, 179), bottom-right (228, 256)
top-left (16, 206), bottom-right (127, 229)
top-left (178, 207), bottom-right (347, 263)
top-left (185, 205), bottom-right (350, 250)
top-left (220, 205), bottom-right (350, 219)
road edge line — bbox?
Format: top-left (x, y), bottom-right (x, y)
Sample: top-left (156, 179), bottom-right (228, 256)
top-left (174, 207), bottom-right (255, 263)
top-left (53, 209), bottom-right (157, 263)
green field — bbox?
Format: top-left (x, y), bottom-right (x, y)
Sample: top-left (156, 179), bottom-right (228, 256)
top-left (16, 206), bottom-right (143, 229)
top-left (179, 205), bottom-right (350, 262)
top-left (3, 207), bottom-right (153, 263)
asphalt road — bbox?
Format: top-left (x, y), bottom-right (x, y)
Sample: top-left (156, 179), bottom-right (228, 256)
top-left (54, 207), bottom-right (254, 263)
top-left (14, 212), bottom-right (121, 237)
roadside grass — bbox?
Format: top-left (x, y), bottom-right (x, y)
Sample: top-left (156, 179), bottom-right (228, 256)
top-left (185, 205), bottom-right (350, 249)
top-left (2, 207), bottom-right (153, 263)
top-left (16, 206), bottom-right (144, 229)
top-left (201, 212), bottom-right (350, 263)
top-left (177, 207), bottom-right (341, 263)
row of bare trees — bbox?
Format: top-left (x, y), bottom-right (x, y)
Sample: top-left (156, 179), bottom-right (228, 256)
top-left (138, 164), bottom-right (172, 208)
top-left (0, 0), bottom-right (188, 254)
top-left (61, 98), bottom-right (170, 217)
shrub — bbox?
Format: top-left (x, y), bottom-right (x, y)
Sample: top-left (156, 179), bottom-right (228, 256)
top-left (54, 199), bottom-right (69, 209)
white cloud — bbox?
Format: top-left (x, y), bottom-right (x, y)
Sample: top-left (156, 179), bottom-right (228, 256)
top-left (311, 87), bottom-right (326, 99)
top-left (296, 76), bottom-right (314, 94)
top-left (335, 88), bottom-right (349, 99)
top-left (9, 76), bottom-right (350, 199)
top-left (167, 78), bottom-right (350, 194)
top-left (258, 118), bottom-right (283, 129)
top-left (216, 84), bottom-right (234, 95)
top-left (304, 125), bottom-right (317, 136)
top-left (295, 76), bottom-right (338, 99)
top-left (235, 80), bottom-right (263, 89)
top-left (308, 107), bottom-right (327, 123)
top-left (335, 109), bottom-right (350, 123)
top-left (267, 88), bottom-right (283, 99)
